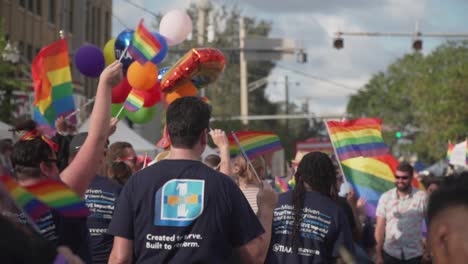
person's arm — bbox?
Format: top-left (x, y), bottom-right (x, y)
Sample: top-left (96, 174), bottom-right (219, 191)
top-left (346, 189), bottom-right (363, 241)
top-left (238, 182), bottom-right (277, 263)
top-left (209, 129), bottom-right (231, 176)
top-left (374, 216), bottom-right (386, 264)
top-left (60, 61), bottom-right (122, 196)
top-left (109, 237), bottom-right (133, 264)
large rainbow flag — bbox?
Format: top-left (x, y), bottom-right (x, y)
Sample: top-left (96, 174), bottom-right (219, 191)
top-left (31, 39), bottom-right (76, 130)
top-left (228, 131), bottom-right (282, 160)
top-left (128, 19), bottom-right (162, 64)
top-left (326, 118), bottom-right (388, 161)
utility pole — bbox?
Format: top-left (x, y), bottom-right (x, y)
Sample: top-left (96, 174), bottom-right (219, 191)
top-left (285, 75), bottom-right (289, 132)
top-left (197, 0), bottom-right (207, 97)
top-left (239, 16), bottom-right (248, 126)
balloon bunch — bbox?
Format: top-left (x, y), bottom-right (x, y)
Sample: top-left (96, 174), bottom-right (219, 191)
top-left (73, 10), bottom-right (224, 124)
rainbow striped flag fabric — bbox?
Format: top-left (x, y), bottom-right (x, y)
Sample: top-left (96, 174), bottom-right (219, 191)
top-left (326, 118), bottom-right (389, 161)
top-left (275, 177), bottom-right (289, 193)
top-left (228, 131), bottom-right (282, 160)
top-left (128, 19), bottom-right (162, 64)
top-left (124, 89), bottom-right (145, 112)
top-left (447, 141), bottom-right (454, 161)
top-left (24, 180), bottom-right (90, 218)
top-left (0, 175), bottom-right (50, 220)
top-left (31, 39), bottom-right (76, 130)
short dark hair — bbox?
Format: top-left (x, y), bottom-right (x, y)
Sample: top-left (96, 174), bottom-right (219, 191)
top-left (166, 97), bottom-right (211, 148)
top-left (427, 174), bottom-right (468, 226)
top-left (11, 120), bottom-right (55, 179)
top-left (397, 161), bottom-right (413, 177)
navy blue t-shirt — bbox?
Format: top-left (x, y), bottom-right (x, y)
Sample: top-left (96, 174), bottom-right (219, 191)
top-left (85, 176), bottom-right (122, 264)
top-left (266, 191), bottom-right (354, 264)
top-left (108, 159), bottom-right (264, 263)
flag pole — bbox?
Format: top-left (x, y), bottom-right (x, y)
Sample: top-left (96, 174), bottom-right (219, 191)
top-left (323, 119), bottom-right (348, 183)
top-left (230, 131), bottom-right (262, 183)
top-left (64, 97), bottom-right (95, 120)
top-left (118, 45), bottom-right (129, 63)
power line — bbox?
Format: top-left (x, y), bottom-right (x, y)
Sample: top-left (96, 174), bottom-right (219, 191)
top-left (275, 63), bottom-right (360, 91)
top-left (123, 0), bottom-right (159, 17)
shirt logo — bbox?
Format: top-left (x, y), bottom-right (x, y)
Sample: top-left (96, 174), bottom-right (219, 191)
top-left (154, 179), bottom-right (205, 227)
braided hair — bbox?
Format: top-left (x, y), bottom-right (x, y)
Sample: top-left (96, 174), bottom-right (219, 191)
top-left (291, 152), bottom-right (337, 252)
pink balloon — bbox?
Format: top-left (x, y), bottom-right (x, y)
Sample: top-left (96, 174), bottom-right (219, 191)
top-left (159, 10), bottom-right (193, 46)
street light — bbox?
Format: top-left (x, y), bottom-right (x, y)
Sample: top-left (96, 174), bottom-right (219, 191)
top-left (333, 37), bottom-right (344, 49)
top-left (412, 38), bottom-right (423, 51)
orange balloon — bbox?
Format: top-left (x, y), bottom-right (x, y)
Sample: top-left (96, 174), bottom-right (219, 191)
top-left (127, 61), bottom-right (158, 90)
top-left (164, 82), bottom-right (198, 104)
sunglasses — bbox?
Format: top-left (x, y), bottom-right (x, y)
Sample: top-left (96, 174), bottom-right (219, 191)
top-left (395, 175), bottom-right (409, 180)
top-left (118, 156), bottom-right (137, 164)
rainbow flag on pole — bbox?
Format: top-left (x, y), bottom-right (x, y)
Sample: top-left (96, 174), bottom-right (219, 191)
top-left (325, 118), bottom-right (388, 161)
top-left (24, 179), bottom-right (90, 218)
top-left (31, 39), bottom-right (76, 130)
top-left (124, 89), bottom-right (145, 112)
top-left (228, 131), bottom-right (282, 160)
top-left (0, 175), bottom-right (50, 220)
top-left (128, 19), bottom-right (162, 64)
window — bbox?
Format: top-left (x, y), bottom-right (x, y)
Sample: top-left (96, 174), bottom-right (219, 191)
top-left (49, 0), bottom-right (55, 23)
top-left (68, 0), bottom-right (73, 32)
top-left (105, 12), bottom-right (110, 41)
top-left (35, 0), bottom-right (41, 15)
top-left (27, 44), bottom-right (32, 61)
top-left (28, 0), bottom-right (33, 12)
top-left (19, 0), bottom-right (26, 8)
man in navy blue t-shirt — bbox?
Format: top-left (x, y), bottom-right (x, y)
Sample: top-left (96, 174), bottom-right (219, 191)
top-left (108, 97), bottom-right (278, 263)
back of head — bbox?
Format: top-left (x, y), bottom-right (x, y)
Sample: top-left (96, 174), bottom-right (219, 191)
top-left (295, 151), bottom-right (336, 196)
top-left (203, 154), bottom-right (221, 170)
top-left (108, 161), bottom-right (132, 185)
top-left (232, 155), bottom-right (265, 184)
top-left (166, 97), bottom-right (211, 148)
top-left (11, 120), bottom-right (54, 179)
top-left (106, 141), bottom-right (133, 163)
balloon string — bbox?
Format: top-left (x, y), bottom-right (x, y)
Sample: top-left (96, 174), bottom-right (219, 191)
top-left (115, 105), bottom-right (125, 119)
top-left (118, 45), bottom-right (129, 63)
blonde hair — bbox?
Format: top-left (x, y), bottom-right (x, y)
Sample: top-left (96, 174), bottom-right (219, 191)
top-left (232, 155), bottom-right (265, 184)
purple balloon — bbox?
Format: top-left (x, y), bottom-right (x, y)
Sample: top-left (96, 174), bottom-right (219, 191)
top-left (75, 45), bottom-right (105, 78)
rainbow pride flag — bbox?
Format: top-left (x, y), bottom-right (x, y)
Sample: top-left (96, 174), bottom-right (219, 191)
top-left (128, 19), bottom-right (162, 64)
top-left (446, 141), bottom-right (454, 161)
top-left (228, 131), bottom-right (282, 160)
top-left (275, 177), bottom-right (289, 193)
top-left (31, 39), bottom-right (76, 130)
top-left (24, 180), bottom-right (90, 218)
top-left (0, 175), bottom-right (50, 220)
top-left (326, 118), bottom-right (389, 161)
top-left (124, 89), bottom-right (145, 112)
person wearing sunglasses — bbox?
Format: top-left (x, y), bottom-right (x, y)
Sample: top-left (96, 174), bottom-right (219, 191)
top-left (375, 162), bottom-right (428, 264)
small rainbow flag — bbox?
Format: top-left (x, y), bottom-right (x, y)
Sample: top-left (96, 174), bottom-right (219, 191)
top-left (466, 140), bottom-right (468, 165)
top-left (447, 141), bottom-right (454, 161)
top-left (24, 180), bottom-right (90, 218)
top-left (228, 131), bottom-right (282, 160)
top-left (128, 19), bottom-right (162, 64)
top-left (326, 118), bottom-right (389, 161)
top-left (275, 177), bottom-right (289, 193)
top-left (124, 89), bottom-right (145, 112)
top-left (0, 175), bottom-right (50, 220)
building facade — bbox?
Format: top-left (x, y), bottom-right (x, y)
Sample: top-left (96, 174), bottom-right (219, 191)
top-left (1, 0), bottom-right (112, 99)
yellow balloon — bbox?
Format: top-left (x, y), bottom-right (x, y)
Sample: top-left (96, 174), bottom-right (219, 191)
top-left (103, 38), bottom-right (116, 66)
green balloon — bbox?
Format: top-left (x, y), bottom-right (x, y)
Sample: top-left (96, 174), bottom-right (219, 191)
top-left (126, 106), bottom-right (157, 124)
top-left (111, 103), bottom-right (126, 120)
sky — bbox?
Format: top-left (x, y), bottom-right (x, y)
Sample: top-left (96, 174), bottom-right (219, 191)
top-left (112, 0), bottom-right (468, 117)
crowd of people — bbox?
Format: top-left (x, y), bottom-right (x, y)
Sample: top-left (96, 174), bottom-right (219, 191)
top-left (1, 62), bottom-right (468, 264)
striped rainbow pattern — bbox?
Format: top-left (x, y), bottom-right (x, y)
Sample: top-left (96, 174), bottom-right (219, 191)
top-left (326, 118), bottom-right (389, 161)
top-left (447, 141), bottom-right (454, 161)
top-left (275, 177), bottom-right (289, 193)
top-left (31, 39), bottom-right (76, 128)
top-left (228, 131), bottom-right (282, 160)
top-left (128, 19), bottom-right (162, 64)
top-left (24, 179), bottom-right (90, 218)
top-left (124, 89), bottom-right (145, 112)
top-left (466, 140), bottom-right (468, 164)
top-left (0, 175), bottom-right (50, 220)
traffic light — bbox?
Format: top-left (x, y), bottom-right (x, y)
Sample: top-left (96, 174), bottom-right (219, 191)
top-left (412, 38), bottom-right (423, 51)
top-left (395, 131), bottom-right (403, 139)
top-left (333, 37), bottom-right (344, 49)
top-left (296, 50), bottom-right (307, 63)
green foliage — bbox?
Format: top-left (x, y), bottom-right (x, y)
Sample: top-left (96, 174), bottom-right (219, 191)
top-left (347, 41), bottom-right (468, 163)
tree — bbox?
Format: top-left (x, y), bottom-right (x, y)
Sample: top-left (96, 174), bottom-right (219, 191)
top-left (347, 41), bottom-right (468, 163)
top-left (0, 19), bottom-right (26, 124)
